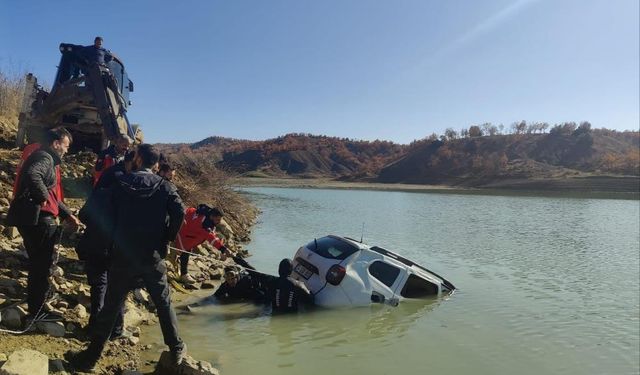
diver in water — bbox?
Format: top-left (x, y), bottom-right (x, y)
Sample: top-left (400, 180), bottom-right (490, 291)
top-left (271, 259), bottom-right (314, 314)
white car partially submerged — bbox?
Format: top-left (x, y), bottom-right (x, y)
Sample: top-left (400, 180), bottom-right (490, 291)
top-left (291, 235), bottom-right (456, 307)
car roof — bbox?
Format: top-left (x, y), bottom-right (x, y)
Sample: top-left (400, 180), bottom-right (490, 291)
top-left (332, 235), bottom-right (455, 290)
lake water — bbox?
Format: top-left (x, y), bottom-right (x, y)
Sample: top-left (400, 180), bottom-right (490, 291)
top-left (145, 187), bottom-right (640, 375)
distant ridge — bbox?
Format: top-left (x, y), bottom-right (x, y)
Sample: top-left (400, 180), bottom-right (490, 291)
top-left (156, 124), bottom-right (639, 192)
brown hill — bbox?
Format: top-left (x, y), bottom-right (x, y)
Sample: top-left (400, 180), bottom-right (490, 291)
top-left (377, 126), bottom-right (639, 191)
top-left (157, 133), bottom-right (406, 179)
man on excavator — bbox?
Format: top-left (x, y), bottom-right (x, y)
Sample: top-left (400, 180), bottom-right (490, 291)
top-left (83, 36), bottom-right (112, 66)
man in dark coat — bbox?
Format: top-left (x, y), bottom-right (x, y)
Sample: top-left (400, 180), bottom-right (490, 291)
top-left (7, 127), bottom-right (80, 321)
top-left (76, 150), bottom-right (135, 338)
top-left (83, 36), bottom-right (112, 66)
top-left (66, 144), bottom-right (187, 372)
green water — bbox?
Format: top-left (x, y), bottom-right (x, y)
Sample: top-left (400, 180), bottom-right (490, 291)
top-left (146, 187), bottom-right (640, 375)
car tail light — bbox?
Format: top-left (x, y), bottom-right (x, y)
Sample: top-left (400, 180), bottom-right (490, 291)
top-left (326, 265), bottom-right (346, 286)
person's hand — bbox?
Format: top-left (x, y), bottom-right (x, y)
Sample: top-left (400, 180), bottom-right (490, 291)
top-left (41, 201), bottom-right (47, 208)
top-left (65, 215), bottom-right (81, 229)
top-left (220, 251), bottom-right (228, 261)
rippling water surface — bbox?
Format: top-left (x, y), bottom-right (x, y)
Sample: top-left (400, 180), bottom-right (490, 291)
top-left (145, 188), bottom-right (640, 375)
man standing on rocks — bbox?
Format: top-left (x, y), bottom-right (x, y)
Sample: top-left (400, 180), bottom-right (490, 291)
top-left (66, 144), bottom-right (187, 372)
top-left (6, 127), bottom-right (80, 322)
top-left (76, 150), bottom-right (135, 339)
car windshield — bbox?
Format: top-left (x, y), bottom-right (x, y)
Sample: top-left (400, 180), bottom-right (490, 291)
top-left (306, 236), bottom-right (359, 260)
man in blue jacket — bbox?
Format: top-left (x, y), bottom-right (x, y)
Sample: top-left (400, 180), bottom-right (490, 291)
top-left (83, 36), bottom-right (112, 66)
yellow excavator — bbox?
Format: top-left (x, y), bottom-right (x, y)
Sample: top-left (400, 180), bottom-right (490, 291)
top-left (16, 43), bottom-right (142, 152)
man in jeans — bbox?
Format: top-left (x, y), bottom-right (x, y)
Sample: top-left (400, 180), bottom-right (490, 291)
top-left (66, 144), bottom-right (186, 372)
top-left (7, 127), bottom-right (80, 323)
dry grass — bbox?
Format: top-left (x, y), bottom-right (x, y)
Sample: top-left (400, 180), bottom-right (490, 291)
top-left (0, 69), bottom-right (24, 119)
top-left (170, 153), bottom-right (258, 239)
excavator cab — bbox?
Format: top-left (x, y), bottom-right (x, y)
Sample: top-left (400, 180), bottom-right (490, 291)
top-left (16, 43), bottom-right (142, 152)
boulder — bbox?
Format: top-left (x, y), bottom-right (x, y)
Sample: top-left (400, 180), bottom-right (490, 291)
top-left (200, 281), bottom-right (216, 289)
top-left (72, 303), bottom-right (87, 319)
top-left (134, 289), bottom-right (150, 305)
top-left (155, 351), bottom-right (219, 375)
top-left (51, 266), bottom-right (64, 278)
top-left (0, 307), bottom-right (26, 330)
top-left (48, 358), bottom-right (65, 373)
top-left (124, 301), bottom-right (147, 327)
top-left (0, 349), bottom-right (48, 375)
top-left (207, 269), bottom-right (222, 280)
top-left (2, 227), bottom-right (19, 240)
top-left (0, 278), bottom-right (18, 289)
top-left (36, 321), bottom-right (66, 337)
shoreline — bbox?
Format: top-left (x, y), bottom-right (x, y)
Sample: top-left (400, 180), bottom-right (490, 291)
top-left (233, 176), bottom-right (640, 200)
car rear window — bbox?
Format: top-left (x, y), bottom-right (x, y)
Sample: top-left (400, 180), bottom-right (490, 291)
top-left (306, 236), bottom-right (359, 260)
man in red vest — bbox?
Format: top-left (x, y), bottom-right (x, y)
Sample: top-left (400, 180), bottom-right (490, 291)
top-left (173, 205), bottom-right (228, 284)
top-left (7, 128), bottom-right (80, 322)
top-left (14, 143), bottom-right (64, 202)
top-left (93, 136), bottom-right (132, 186)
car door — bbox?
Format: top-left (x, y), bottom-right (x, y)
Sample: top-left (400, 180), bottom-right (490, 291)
top-left (367, 260), bottom-right (405, 305)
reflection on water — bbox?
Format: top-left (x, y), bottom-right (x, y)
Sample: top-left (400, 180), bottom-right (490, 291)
top-left (143, 188), bottom-right (639, 375)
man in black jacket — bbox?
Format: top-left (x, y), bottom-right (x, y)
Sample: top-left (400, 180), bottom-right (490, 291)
top-left (76, 150), bottom-right (134, 339)
top-left (7, 127), bottom-right (79, 321)
top-left (67, 144), bottom-right (187, 372)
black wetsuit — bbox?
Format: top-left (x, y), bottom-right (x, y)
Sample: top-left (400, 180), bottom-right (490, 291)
top-left (214, 273), bottom-right (266, 303)
top-left (271, 277), bottom-right (313, 314)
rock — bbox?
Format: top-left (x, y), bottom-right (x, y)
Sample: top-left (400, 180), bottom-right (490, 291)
top-left (207, 269), bottom-right (222, 280)
top-left (196, 246), bottom-right (209, 256)
top-left (0, 307), bottom-right (26, 329)
top-left (35, 321), bottom-right (65, 337)
top-left (65, 323), bottom-right (77, 332)
top-left (0, 279), bottom-right (18, 289)
top-left (72, 303), bottom-right (87, 319)
top-left (124, 301), bottom-right (146, 327)
top-left (184, 283), bottom-right (200, 290)
top-left (51, 266), bottom-right (64, 278)
top-left (155, 351), bottom-right (219, 375)
top-left (55, 300), bottom-right (69, 309)
top-left (0, 297), bottom-right (6, 306)
top-left (2, 227), bottom-right (19, 240)
top-left (200, 281), bottom-right (216, 289)
top-left (133, 288), bottom-right (150, 305)
top-left (48, 359), bottom-right (65, 373)
top-left (128, 326), bottom-right (141, 337)
top-left (0, 349), bottom-right (48, 375)
top-left (128, 336), bottom-right (140, 345)
top-left (0, 353), bottom-right (6, 363)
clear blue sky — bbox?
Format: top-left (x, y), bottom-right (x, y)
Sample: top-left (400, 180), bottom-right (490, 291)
top-left (1, 0), bottom-right (638, 144)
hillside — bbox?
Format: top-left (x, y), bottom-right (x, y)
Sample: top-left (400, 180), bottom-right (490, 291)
top-left (158, 124), bottom-right (639, 193)
top-left (159, 133), bottom-right (405, 179)
top-left (377, 126), bottom-right (639, 191)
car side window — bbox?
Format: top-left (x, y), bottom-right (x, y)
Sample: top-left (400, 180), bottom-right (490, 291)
top-left (368, 261), bottom-right (401, 288)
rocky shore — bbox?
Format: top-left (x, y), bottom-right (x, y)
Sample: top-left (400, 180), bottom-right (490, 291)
top-left (0, 144), bottom-right (257, 374)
